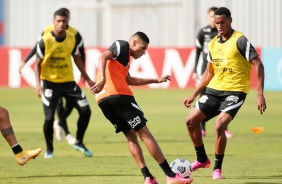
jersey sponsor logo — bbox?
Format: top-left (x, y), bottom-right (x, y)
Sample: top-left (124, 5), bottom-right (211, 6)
top-left (199, 95), bottom-right (208, 103)
top-left (225, 95), bottom-right (239, 105)
top-left (128, 116), bottom-right (141, 129)
top-left (77, 99), bottom-right (89, 107)
top-left (215, 67), bottom-right (233, 73)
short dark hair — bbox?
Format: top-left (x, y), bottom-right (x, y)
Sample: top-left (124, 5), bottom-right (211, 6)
top-left (208, 7), bottom-right (218, 14)
top-left (133, 31), bottom-right (150, 44)
top-left (214, 7), bottom-right (231, 18)
top-left (54, 8), bottom-right (68, 18)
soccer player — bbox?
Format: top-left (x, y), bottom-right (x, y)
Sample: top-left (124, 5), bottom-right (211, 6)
top-left (34, 9), bottom-right (95, 158)
top-left (193, 7), bottom-right (233, 138)
top-left (183, 7), bottom-right (266, 179)
top-left (19, 8), bottom-right (86, 145)
top-left (0, 106), bottom-right (41, 165)
top-left (90, 32), bottom-right (193, 184)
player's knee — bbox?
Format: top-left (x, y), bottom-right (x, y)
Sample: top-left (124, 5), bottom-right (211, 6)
top-left (80, 106), bottom-right (91, 117)
top-left (0, 107), bottom-right (9, 121)
top-left (185, 116), bottom-right (196, 129)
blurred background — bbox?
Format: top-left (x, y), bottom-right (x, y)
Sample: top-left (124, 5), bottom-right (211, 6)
top-left (0, 0), bottom-right (281, 90)
top-left (2, 0), bottom-right (282, 47)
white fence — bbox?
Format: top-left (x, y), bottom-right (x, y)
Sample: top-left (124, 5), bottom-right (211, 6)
top-left (4, 0), bottom-right (282, 47)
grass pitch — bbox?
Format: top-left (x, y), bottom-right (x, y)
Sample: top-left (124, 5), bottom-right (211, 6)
top-left (0, 88), bottom-right (281, 184)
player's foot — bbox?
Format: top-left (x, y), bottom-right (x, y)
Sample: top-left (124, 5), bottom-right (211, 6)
top-left (201, 130), bottom-right (206, 137)
top-left (73, 143), bottom-right (93, 157)
top-left (44, 151), bottom-right (54, 159)
top-left (66, 134), bottom-right (76, 145)
top-left (53, 120), bottom-right (63, 141)
top-left (212, 169), bottom-right (223, 179)
top-left (166, 173), bottom-right (193, 184)
top-left (191, 158), bottom-right (211, 171)
top-left (144, 176), bottom-right (158, 184)
top-left (225, 130), bottom-right (233, 138)
top-left (15, 148), bottom-right (42, 165)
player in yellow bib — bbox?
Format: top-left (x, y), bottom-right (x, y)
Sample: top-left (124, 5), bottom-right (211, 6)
top-left (34, 9), bottom-right (94, 158)
top-left (183, 7), bottom-right (266, 179)
top-left (19, 8), bottom-right (86, 145)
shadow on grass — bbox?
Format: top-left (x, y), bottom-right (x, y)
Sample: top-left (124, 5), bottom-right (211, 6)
top-left (4, 173), bottom-right (140, 179)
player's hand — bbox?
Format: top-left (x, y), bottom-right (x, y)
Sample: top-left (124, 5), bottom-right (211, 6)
top-left (90, 79), bottom-right (106, 94)
top-left (257, 94), bottom-right (266, 114)
top-left (36, 86), bottom-right (42, 98)
top-left (158, 75), bottom-right (171, 83)
top-left (84, 79), bottom-right (95, 88)
top-left (192, 72), bottom-right (198, 81)
top-left (19, 60), bottom-right (25, 74)
top-left (182, 96), bottom-right (196, 108)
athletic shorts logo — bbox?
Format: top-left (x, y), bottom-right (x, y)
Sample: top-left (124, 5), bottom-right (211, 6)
top-left (226, 95), bottom-right (239, 105)
top-left (77, 99), bottom-right (89, 107)
top-left (44, 89), bottom-right (53, 98)
top-left (128, 116), bottom-right (141, 129)
top-left (199, 95), bottom-right (208, 103)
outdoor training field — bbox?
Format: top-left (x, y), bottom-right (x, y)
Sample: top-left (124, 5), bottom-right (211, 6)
top-left (0, 88), bottom-right (281, 184)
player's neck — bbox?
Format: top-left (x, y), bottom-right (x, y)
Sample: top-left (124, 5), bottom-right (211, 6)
top-left (221, 28), bottom-right (234, 41)
top-left (53, 30), bottom-right (66, 38)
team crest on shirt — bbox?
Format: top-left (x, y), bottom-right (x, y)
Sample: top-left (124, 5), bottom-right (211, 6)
top-left (199, 95), bottom-right (208, 103)
top-left (44, 89), bottom-right (53, 98)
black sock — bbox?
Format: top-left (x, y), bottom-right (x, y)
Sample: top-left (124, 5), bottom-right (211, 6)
top-left (141, 167), bottom-right (154, 180)
top-left (159, 159), bottom-right (175, 177)
top-left (12, 144), bottom-right (23, 155)
top-left (200, 121), bottom-right (206, 131)
top-left (195, 144), bottom-right (208, 163)
top-left (213, 154), bottom-right (224, 170)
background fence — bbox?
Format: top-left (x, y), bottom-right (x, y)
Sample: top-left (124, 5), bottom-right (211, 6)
top-left (3, 0), bottom-right (282, 47)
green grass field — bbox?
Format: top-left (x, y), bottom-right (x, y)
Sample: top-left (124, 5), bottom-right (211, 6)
top-left (0, 88), bottom-right (281, 184)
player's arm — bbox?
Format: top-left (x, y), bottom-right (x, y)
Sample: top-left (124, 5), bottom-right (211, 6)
top-left (75, 32), bottom-right (86, 65)
top-left (19, 32), bottom-right (44, 74)
top-left (73, 54), bottom-right (94, 87)
top-left (183, 53), bottom-right (214, 108)
top-left (34, 39), bottom-right (45, 98)
top-left (126, 73), bottom-right (171, 86)
top-left (193, 29), bottom-right (204, 80)
top-left (237, 36), bottom-right (266, 114)
top-left (90, 50), bottom-right (114, 94)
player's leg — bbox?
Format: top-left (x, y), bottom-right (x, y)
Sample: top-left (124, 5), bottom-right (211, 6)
top-left (54, 97), bottom-right (64, 141)
top-left (212, 93), bottom-right (246, 179)
top-left (186, 94), bottom-right (220, 171)
top-left (121, 97), bottom-right (193, 184)
top-left (0, 106), bottom-right (41, 165)
top-left (41, 81), bottom-right (61, 158)
top-left (199, 88), bottom-right (207, 137)
top-left (65, 83), bottom-right (92, 156)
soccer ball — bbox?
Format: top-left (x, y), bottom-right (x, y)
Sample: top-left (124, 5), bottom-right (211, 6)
top-left (170, 158), bottom-right (193, 178)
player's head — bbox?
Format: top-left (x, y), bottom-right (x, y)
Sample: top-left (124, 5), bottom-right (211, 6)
top-left (207, 7), bottom-right (218, 28)
top-left (53, 8), bottom-right (69, 34)
top-left (57, 7), bottom-right (70, 24)
top-left (214, 7), bottom-right (232, 36)
top-left (129, 31), bottom-right (149, 59)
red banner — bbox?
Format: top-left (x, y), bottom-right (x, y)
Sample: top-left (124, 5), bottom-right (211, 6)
top-left (0, 47), bottom-right (259, 89)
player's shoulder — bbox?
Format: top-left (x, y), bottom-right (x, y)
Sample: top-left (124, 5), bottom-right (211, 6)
top-left (43, 25), bottom-right (54, 34)
top-left (66, 25), bottom-right (78, 35)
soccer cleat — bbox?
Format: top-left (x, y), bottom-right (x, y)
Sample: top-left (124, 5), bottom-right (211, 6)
top-left (15, 148), bottom-right (42, 165)
top-left (225, 130), bottom-right (233, 138)
top-left (53, 120), bottom-right (63, 141)
top-left (212, 169), bottom-right (223, 179)
top-left (191, 158), bottom-right (211, 171)
top-left (201, 130), bottom-right (206, 137)
top-left (144, 176), bottom-right (158, 184)
top-left (73, 143), bottom-right (93, 157)
top-left (44, 151), bottom-right (54, 159)
top-left (166, 173), bottom-right (193, 184)
top-left (66, 134), bottom-right (76, 145)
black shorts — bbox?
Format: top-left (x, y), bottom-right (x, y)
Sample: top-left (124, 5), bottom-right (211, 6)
top-left (194, 91), bottom-right (247, 121)
top-left (98, 96), bottom-right (147, 134)
top-left (41, 80), bottom-right (89, 120)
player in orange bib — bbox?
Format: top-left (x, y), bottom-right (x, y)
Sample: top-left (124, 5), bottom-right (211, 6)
top-left (90, 32), bottom-right (193, 184)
